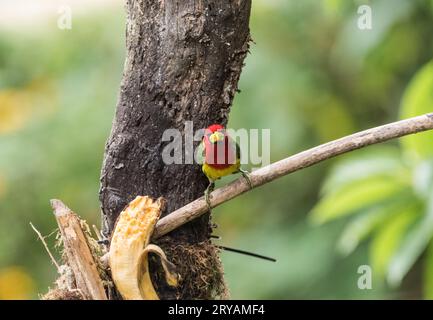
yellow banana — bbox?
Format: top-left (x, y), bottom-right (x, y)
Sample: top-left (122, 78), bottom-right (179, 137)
top-left (109, 196), bottom-right (179, 300)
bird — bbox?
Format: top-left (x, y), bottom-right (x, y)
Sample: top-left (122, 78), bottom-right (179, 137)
top-left (198, 124), bottom-right (252, 209)
top-left (196, 125), bottom-right (275, 263)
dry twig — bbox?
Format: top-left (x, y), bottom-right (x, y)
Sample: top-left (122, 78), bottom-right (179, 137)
top-left (30, 222), bottom-right (61, 272)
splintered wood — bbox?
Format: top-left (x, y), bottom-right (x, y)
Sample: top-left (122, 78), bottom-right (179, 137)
top-left (51, 199), bottom-right (107, 300)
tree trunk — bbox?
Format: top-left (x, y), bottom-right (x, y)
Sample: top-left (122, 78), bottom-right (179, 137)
top-left (99, 0), bottom-right (251, 299)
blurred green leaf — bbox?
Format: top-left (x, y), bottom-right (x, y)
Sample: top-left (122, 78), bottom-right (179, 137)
top-left (370, 205), bottom-right (419, 278)
top-left (311, 176), bottom-right (409, 224)
top-left (412, 160), bottom-right (433, 200)
top-left (388, 195), bottom-right (433, 287)
top-left (400, 60), bottom-right (433, 160)
top-left (321, 146), bottom-right (406, 195)
top-left (337, 198), bottom-right (412, 256)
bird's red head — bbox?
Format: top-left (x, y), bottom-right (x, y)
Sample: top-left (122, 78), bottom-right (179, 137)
top-left (206, 124), bottom-right (224, 133)
top-left (204, 124), bottom-right (225, 143)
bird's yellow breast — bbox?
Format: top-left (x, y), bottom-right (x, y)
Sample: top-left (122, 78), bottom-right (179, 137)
top-left (202, 160), bottom-right (240, 181)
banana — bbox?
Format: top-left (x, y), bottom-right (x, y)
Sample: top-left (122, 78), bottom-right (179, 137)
top-left (109, 196), bottom-right (179, 300)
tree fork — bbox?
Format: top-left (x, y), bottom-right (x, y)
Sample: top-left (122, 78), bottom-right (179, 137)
top-left (99, 0), bottom-right (252, 299)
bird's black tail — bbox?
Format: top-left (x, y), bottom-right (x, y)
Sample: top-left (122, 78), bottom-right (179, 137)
top-left (210, 235), bottom-right (276, 262)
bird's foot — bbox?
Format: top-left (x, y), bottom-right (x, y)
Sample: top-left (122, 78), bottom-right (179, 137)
top-left (204, 182), bottom-right (215, 211)
top-left (239, 168), bottom-right (253, 189)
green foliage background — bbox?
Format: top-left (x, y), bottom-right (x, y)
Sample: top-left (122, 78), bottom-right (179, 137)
top-left (0, 0), bottom-right (432, 299)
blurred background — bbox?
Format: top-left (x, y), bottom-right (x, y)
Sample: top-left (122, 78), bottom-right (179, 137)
top-left (1, 0), bottom-right (433, 299)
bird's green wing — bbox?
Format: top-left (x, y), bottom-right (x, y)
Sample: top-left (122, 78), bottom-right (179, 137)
top-left (228, 136), bottom-right (241, 160)
top-left (235, 140), bottom-right (241, 161)
top-left (228, 136), bottom-right (241, 161)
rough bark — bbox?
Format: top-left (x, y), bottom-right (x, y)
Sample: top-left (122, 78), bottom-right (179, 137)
top-left (99, 0), bottom-right (251, 299)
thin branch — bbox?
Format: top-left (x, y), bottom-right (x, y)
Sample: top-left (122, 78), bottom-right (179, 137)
top-left (152, 113), bottom-right (433, 239)
top-left (30, 222), bottom-right (61, 272)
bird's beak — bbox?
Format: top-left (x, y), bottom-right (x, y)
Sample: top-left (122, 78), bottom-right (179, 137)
top-left (209, 131), bottom-right (225, 144)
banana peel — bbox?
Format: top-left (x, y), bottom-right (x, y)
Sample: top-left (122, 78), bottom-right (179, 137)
top-left (109, 196), bottom-right (180, 300)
